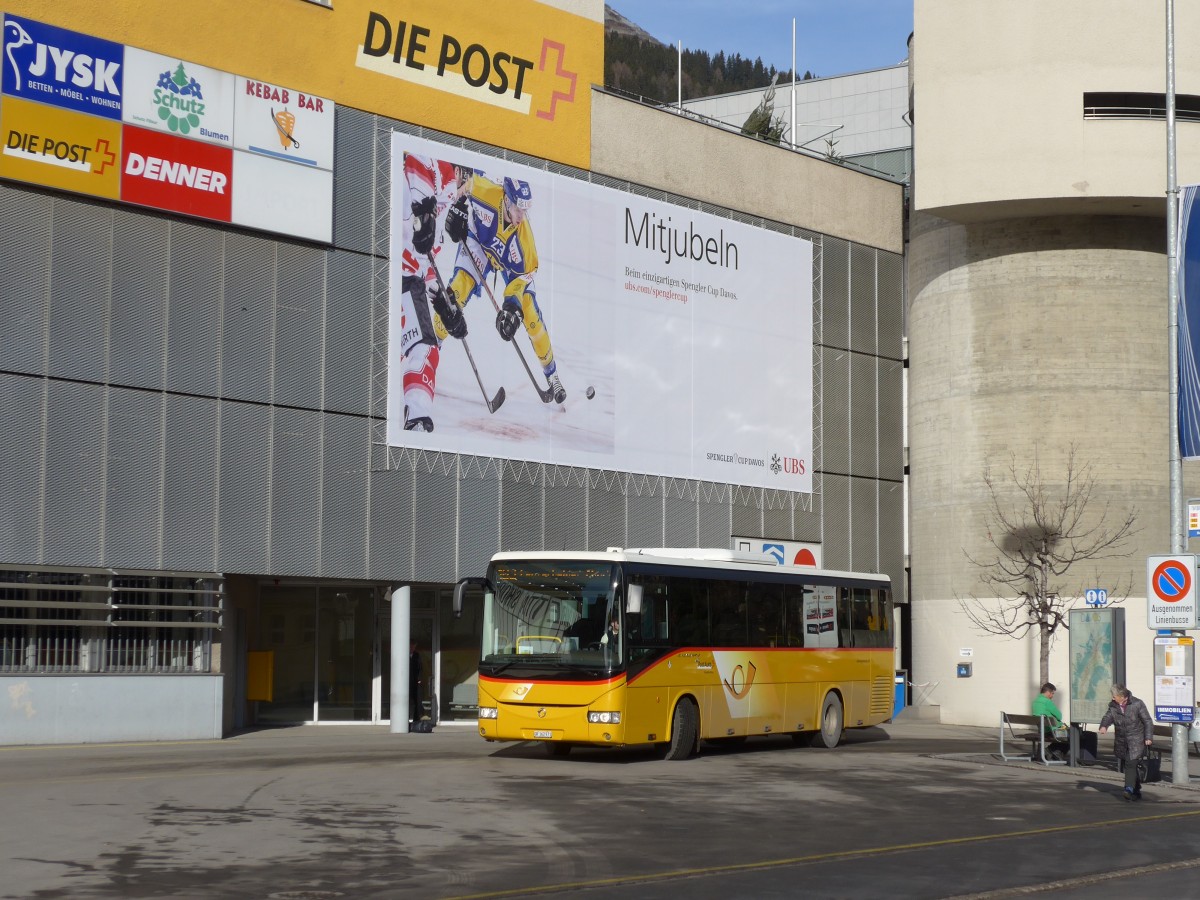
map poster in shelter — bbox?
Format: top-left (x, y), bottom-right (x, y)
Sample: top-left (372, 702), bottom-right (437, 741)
top-left (1068, 607), bottom-right (1126, 723)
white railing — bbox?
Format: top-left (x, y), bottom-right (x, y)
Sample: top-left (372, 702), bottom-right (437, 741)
top-left (0, 567), bottom-right (222, 675)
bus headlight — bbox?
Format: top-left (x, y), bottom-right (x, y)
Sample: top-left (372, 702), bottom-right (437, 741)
top-left (588, 711), bottom-right (621, 724)
top-left (478, 707), bottom-right (498, 719)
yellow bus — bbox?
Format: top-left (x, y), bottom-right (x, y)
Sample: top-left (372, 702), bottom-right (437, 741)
top-left (454, 548), bottom-right (895, 759)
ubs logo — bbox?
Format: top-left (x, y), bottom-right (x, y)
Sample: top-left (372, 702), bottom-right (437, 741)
top-left (771, 454), bottom-right (806, 476)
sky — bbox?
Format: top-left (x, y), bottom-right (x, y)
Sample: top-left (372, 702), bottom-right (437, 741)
top-left (609, 1), bottom-right (913, 79)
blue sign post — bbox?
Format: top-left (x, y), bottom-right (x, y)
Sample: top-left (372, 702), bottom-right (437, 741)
top-left (1084, 588), bottom-right (1108, 607)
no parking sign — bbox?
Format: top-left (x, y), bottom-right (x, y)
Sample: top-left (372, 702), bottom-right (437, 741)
top-left (1147, 554), bottom-right (1198, 629)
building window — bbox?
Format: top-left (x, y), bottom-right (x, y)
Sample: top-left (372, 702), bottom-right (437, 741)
top-left (1084, 91), bottom-right (1200, 122)
top-left (0, 567), bottom-right (222, 674)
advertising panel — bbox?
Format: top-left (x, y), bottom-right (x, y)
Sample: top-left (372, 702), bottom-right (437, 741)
top-left (1180, 184), bottom-right (1200, 458)
top-left (1068, 607), bottom-right (1126, 723)
top-left (235, 77), bottom-right (334, 170)
top-left (1153, 635), bottom-right (1195, 723)
top-left (387, 133), bottom-right (814, 493)
top-left (0, 95), bottom-right (121, 199)
top-left (121, 125), bottom-right (232, 221)
top-left (122, 48), bottom-right (235, 147)
top-left (231, 151), bottom-right (332, 243)
top-left (353, 2), bottom-right (600, 169)
top-left (1, 14), bottom-right (335, 244)
top-left (1, 14), bottom-right (123, 119)
top-left (5, 0), bottom-right (599, 171)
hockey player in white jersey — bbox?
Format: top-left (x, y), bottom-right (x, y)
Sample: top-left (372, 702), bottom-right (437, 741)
top-left (397, 153), bottom-right (469, 432)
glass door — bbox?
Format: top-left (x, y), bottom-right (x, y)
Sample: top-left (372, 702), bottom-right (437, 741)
top-left (255, 585), bottom-right (317, 724)
top-left (316, 587), bottom-right (374, 721)
top-left (411, 613), bottom-right (436, 723)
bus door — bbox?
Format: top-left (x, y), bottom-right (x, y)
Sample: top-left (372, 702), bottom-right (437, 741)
top-left (844, 587), bottom-right (878, 724)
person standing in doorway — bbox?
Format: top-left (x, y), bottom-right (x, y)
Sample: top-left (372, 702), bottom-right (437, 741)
top-left (1099, 684), bottom-right (1153, 800)
top-left (409, 640), bottom-right (423, 723)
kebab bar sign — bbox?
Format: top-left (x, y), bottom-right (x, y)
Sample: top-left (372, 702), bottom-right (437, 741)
top-left (0, 14), bottom-right (335, 243)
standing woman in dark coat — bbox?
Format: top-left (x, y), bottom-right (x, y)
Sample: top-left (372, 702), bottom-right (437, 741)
top-left (1098, 684), bottom-right (1154, 800)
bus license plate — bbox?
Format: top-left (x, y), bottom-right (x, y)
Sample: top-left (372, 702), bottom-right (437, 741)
top-left (534, 730), bottom-right (553, 739)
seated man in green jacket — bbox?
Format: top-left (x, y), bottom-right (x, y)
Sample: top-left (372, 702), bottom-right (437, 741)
top-left (1032, 682), bottom-right (1068, 759)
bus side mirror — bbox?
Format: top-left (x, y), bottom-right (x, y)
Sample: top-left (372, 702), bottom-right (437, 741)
top-left (453, 577), bottom-right (491, 619)
top-left (626, 584), bottom-right (643, 615)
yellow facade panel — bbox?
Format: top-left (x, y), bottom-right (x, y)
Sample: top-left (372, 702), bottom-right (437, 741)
top-left (2, 0), bottom-right (602, 170)
top-left (0, 96), bottom-right (121, 199)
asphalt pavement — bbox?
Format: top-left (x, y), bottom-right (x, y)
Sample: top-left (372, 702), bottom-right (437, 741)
top-left (4, 715), bottom-right (1200, 899)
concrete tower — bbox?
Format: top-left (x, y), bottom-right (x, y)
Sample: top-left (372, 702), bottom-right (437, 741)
top-left (908, 1), bottom-right (1200, 724)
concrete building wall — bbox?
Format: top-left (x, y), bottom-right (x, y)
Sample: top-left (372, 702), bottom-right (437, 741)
top-left (913, 0), bottom-right (1200, 220)
top-left (0, 675), bottom-right (223, 745)
top-left (0, 4), bottom-right (908, 742)
top-left (908, 0), bottom-right (1200, 725)
top-left (593, 91), bottom-right (904, 254)
top-left (680, 65), bottom-right (910, 160)
top-left (908, 211), bottom-right (1168, 724)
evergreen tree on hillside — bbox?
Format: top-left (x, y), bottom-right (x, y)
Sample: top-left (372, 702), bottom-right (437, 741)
top-left (604, 31), bottom-right (811, 103)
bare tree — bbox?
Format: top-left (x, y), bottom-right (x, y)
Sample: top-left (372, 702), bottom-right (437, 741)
top-left (960, 445), bottom-right (1139, 685)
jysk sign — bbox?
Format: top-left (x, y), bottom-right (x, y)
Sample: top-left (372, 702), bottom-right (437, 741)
top-left (0, 14), bottom-right (333, 243)
top-left (1, 16), bottom-right (123, 119)
top-left (1146, 554), bottom-right (1198, 630)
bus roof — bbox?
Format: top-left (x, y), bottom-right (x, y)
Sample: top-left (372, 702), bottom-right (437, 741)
top-left (488, 548), bottom-right (890, 585)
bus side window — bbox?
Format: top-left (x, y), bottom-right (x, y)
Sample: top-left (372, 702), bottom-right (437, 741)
top-left (746, 581), bottom-right (783, 647)
top-left (849, 587), bottom-right (884, 648)
top-left (670, 577), bottom-right (705, 647)
top-left (710, 580), bottom-right (747, 647)
top-left (634, 578), bottom-right (671, 645)
top-left (837, 586), bottom-right (854, 648)
top-left (784, 587), bottom-right (804, 647)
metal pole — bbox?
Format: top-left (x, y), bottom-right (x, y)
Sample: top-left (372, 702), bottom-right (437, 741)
top-left (1165, 0), bottom-right (1189, 784)
top-left (677, 41), bottom-right (682, 111)
top-left (791, 18), bottom-right (797, 150)
top-left (390, 585), bottom-right (411, 734)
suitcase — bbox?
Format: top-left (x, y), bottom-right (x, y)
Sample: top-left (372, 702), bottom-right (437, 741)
top-left (1076, 730), bottom-right (1099, 763)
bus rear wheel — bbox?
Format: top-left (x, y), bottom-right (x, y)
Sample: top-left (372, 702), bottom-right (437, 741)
top-left (664, 698), bottom-right (699, 760)
top-left (814, 693), bottom-right (843, 749)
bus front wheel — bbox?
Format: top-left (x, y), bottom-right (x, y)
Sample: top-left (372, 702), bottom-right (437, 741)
top-left (664, 698), bottom-right (699, 760)
top-left (814, 693), bottom-right (843, 749)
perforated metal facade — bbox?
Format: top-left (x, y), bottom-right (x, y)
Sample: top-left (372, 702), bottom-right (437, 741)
top-left (0, 108), bottom-right (905, 598)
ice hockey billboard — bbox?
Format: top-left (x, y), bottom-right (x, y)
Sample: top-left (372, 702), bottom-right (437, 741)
top-left (387, 133), bottom-right (814, 494)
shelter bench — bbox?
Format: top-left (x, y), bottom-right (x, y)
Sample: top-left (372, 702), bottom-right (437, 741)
top-left (999, 712), bottom-right (1067, 766)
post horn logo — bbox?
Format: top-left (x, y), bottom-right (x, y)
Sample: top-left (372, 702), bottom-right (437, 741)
top-left (723, 661), bottom-right (757, 699)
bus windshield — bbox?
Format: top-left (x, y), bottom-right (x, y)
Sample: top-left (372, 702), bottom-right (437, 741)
top-left (482, 560), bottom-right (621, 673)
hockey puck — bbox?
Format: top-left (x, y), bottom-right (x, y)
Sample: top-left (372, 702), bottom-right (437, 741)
top-left (586, 386), bottom-right (595, 399)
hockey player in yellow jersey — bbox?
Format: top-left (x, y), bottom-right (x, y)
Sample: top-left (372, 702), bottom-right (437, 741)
top-left (437, 172), bottom-right (567, 404)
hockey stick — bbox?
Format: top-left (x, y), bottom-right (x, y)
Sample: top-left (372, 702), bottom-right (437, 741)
top-left (425, 253), bottom-right (505, 415)
top-left (459, 238), bottom-right (555, 404)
